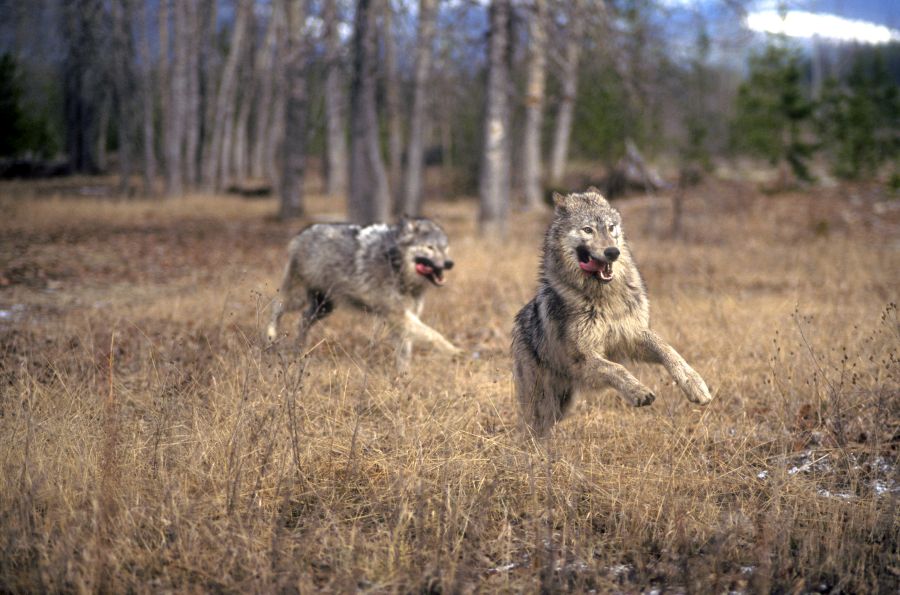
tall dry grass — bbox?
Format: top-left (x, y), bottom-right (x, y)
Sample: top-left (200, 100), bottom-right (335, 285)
top-left (0, 179), bottom-right (897, 593)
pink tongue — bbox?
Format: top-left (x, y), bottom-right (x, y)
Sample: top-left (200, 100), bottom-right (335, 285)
top-left (415, 263), bottom-right (433, 276)
top-left (579, 259), bottom-right (602, 273)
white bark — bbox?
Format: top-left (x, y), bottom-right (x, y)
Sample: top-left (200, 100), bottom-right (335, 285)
top-left (399, 0), bottom-right (437, 216)
top-left (279, 0), bottom-right (309, 218)
top-left (138, 0), bottom-right (156, 195)
top-left (202, 0), bottom-right (252, 192)
top-left (478, 0), bottom-right (511, 234)
top-left (382, 0), bottom-right (403, 200)
top-left (348, 0), bottom-right (391, 224)
top-left (521, 0), bottom-right (547, 209)
top-left (549, 0), bottom-right (583, 185)
top-left (322, 0), bottom-right (348, 196)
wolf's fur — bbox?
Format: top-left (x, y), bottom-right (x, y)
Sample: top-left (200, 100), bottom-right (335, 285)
top-left (267, 217), bottom-right (460, 370)
top-left (512, 189), bottom-right (712, 434)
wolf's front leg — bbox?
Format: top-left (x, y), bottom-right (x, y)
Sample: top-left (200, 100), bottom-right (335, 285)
top-left (403, 310), bottom-right (461, 355)
top-left (582, 354), bottom-right (656, 407)
top-left (395, 334), bottom-right (413, 373)
top-left (637, 330), bottom-right (712, 404)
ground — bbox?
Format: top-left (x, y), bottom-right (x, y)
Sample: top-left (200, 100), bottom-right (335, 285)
top-left (0, 176), bottom-right (898, 593)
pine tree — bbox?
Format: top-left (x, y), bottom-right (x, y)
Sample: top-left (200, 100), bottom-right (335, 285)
top-left (731, 40), bottom-right (815, 183)
top-left (817, 51), bottom-right (900, 180)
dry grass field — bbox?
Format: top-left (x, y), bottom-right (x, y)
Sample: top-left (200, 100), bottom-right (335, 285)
top-left (0, 176), bottom-right (898, 593)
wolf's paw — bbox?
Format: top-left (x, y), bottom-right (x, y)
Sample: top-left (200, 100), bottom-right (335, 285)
top-left (684, 372), bottom-right (712, 405)
top-left (625, 387), bottom-right (656, 407)
top-left (442, 342), bottom-right (464, 358)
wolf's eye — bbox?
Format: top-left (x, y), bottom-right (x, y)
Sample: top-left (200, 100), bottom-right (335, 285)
top-left (582, 227), bottom-right (594, 234)
top-left (608, 224), bottom-right (618, 234)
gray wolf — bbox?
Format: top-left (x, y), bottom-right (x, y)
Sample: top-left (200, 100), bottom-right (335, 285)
top-left (266, 217), bottom-right (461, 371)
top-left (511, 189), bottom-right (712, 434)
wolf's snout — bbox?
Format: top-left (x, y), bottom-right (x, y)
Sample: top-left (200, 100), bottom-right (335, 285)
top-left (604, 247), bottom-right (620, 261)
top-left (444, 259), bottom-right (454, 270)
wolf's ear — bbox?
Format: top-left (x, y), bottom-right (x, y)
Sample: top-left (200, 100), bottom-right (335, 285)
top-left (552, 192), bottom-right (568, 210)
top-left (398, 214), bottom-right (415, 230)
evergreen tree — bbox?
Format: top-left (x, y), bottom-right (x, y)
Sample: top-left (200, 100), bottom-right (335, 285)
top-left (0, 53), bottom-right (27, 157)
top-left (817, 51), bottom-right (899, 179)
top-left (0, 53), bottom-right (58, 159)
top-left (731, 40), bottom-right (815, 182)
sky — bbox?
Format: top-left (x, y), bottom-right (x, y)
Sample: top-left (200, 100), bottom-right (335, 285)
top-left (662, 0), bottom-right (899, 44)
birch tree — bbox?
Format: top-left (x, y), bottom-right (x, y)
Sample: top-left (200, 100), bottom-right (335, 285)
top-left (549, 0), bottom-right (583, 185)
top-left (348, 0), bottom-right (391, 224)
top-left (157, 0), bottom-right (173, 190)
top-left (399, 0), bottom-right (437, 216)
top-left (166, 0), bottom-right (189, 196)
top-left (137, 0), bottom-right (156, 194)
top-left (183, 0), bottom-right (201, 186)
top-left (251, 1), bottom-right (280, 181)
top-left (279, 0), bottom-right (309, 218)
top-left (381, 0), bottom-right (403, 198)
top-left (521, 0), bottom-right (547, 209)
top-left (202, 0), bottom-right (251, 192)
top-left (322, 0), bottom-right (348, 196)
top-left (478, 0), bottom-right (511, 234)
top-left (198, 0), bottom-right (219, 184)
top-left (60, 0), bottom-right (105, 173)
top-left (111, 0), bottom-right (136, 194)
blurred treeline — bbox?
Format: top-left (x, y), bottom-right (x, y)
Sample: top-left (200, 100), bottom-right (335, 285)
top-left (0, 0), bottom-right (898, 225)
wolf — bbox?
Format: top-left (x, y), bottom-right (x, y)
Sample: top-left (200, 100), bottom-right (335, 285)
top-left (511, 189), bottom-right (712, 434)
top-left (266, 216), bottom-right (461, 371)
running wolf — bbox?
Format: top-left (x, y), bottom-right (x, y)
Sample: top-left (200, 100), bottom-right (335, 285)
top-left (266, 217), bottom-right (461, 370)
top-left (512, 189), bottom-right (712, 434)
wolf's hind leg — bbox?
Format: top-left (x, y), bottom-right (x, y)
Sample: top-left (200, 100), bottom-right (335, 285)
top-left (636, 330), bottom-right (712, 404)
top-left (514, 358), bottom-right (574, 435)
top-left (582, 354), bottom-right (656, 407)
top-left (296, 290), bottom-right (334, 348)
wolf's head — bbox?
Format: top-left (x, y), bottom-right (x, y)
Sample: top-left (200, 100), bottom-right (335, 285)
top-left (550, 188), bottom-right (625, 285)
top-left (396, 216), bottom-right (454, 287)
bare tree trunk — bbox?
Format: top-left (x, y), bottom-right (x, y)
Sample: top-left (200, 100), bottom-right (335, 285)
top-left (166, 0), bottom-right (189, 197)
top-left (61, 0), bottom-right (105, 173)
top-left (399, 0), bottom-right (437, 216)
top-left (111, 0), bottom-right (136, 195)
top-left (521, 0), bottom-right (547, 209)
top-left (437, 41), bottom-right (453, 191)
top-left (478, 0), bottom-right (511, 234)
top-left (251, 2), bottom-right (280, 181)
top-left (203, 0), bottom-right (252, 192)
top-left (348, 0), bottom-right (391, 224)
top-left (381, 0), bottom-right (403, 200)
top-left (221, 9), bottom-right (256, 189)
top-left (138, 0), bottom-right (157, 195)
top-left (279, 0), bottom-right (309, 219)
top-left (198, 0), bottom-right (218, 188)
top-left (183, 1), bottom-right (201, 187)
top-left (157, 0), bottom-right (172, 188)
top-left (549, 0), bottom-right (582, 185)
top-left (322, 0), bottom-right (348, 196)
top-left (231, 43), bottom-right (255, 185)
top-left (96, 91), bottom-right (110, 172)
top-left (266, 5), bottom-right (288, 188)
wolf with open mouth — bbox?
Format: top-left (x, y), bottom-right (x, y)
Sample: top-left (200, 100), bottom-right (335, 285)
top-left (267, 216), bottom-right (461, 371)
top-left (512, 189), bottom-right (713, 434)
